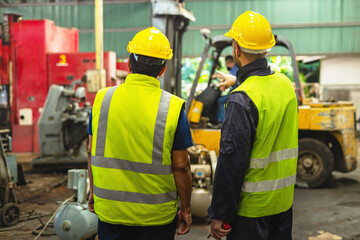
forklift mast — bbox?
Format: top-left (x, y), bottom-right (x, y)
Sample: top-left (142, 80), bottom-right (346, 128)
top-left (151, 0), bottom-right (195, 96)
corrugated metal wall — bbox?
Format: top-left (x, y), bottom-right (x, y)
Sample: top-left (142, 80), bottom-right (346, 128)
top-left (1, 0), bottom-right (359, 58)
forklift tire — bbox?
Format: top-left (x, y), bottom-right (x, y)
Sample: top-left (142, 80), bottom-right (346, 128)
top-left (297, 138), bottom-right (334, 188)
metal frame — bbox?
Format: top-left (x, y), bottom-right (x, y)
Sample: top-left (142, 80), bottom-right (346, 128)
top-left (151, 0), bottom-right (195, 96)
top-left (185, 34), bottom-right (303, 113)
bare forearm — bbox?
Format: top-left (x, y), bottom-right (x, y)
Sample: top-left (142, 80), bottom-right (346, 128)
top-left (174, 165), bottom-right (192, 210)
top-left (172, 149), bottom-right (192, 211)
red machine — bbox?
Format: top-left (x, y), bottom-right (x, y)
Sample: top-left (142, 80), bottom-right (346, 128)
top-left (0, 14), bottom-right (117, 153)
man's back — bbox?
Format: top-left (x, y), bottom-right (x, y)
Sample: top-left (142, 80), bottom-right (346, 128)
top-left (91, 73), bottom-right (185, 226)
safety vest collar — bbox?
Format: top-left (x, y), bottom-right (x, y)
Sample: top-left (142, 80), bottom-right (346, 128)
top-left (125, 73), bottom-right (161, 88)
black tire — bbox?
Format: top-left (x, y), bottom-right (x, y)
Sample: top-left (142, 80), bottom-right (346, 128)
top-left (1, 203), bottom-right (20, 227)
top-left (297, 138), bottom-right (334, 188)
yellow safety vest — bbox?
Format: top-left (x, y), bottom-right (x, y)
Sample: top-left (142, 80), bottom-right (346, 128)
top-left (232, 72), bottom-right (298, 218)
top-left (91, 73), bottom-right (185, 226)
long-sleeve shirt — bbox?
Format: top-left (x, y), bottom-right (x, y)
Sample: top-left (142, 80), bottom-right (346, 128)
top-left (208, 58), bottom-right (274, 222)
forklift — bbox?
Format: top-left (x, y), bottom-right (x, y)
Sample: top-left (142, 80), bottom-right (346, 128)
top-left (186, 33), bottom-right (357, 188)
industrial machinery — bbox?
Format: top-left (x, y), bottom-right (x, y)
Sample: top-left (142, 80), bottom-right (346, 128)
top-left (32, 83), bottom-right (90, 167)
top-left (0, 137), bottom-right (20, 226)
top-left (54, 169), bottom-right (98, 240)
top-left (188, 145), bottom-right (217, 218)
top-left (0, 14), bottom-right (117, 153)
top-left (187, 34), bottom-right (357, 188)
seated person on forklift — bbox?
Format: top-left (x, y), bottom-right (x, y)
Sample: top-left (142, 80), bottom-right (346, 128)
top-left (212, 56), bottom-right (239, 127)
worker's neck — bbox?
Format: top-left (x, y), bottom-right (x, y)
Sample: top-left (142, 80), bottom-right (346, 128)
top-left (239, 57), bottom-right (264, 68)
top-left (239, 58), bottom-right (256, 68)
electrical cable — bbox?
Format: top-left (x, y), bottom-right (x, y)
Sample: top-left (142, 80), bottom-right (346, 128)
top-left (33, 194), bottom-right (74, 240)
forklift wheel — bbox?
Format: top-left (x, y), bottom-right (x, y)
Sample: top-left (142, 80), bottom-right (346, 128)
top-left (297, 138), bottom-right (334, 188)
top-left (1, 203), bottom-right (20, 227)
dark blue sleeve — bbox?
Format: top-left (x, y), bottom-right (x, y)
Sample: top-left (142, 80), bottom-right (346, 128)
top-left (88, 109), bottom-right (92, 136)
top-left (172, 109), bottom-right (194, 150)
top-left (230, 65), bottom-right (239, 76)
top-left (208, 92), bottom-right (258, 222)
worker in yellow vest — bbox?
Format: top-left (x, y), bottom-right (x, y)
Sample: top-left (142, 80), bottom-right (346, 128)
top-left (87, 27), bottom-right (193, 240)
top-left (208, 11), bottom-right (298, 240)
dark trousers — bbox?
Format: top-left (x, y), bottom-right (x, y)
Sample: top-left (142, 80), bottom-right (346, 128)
top-left (227, 207), bottom-right (293, 240)
top-left (97, 215), bottom-right (178, 240)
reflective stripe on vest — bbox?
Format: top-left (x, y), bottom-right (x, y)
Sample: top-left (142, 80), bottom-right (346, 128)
top-left (92, 86), bottom-right (176, 203)
top-left (242, 174), bottom-right (296, 193)
top-left (249, 147), bottom-right (298, 169)
top-left (93, 185), bottom-right (177, 204)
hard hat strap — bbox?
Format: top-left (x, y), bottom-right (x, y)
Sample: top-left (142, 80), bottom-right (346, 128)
top-left (133, 53), bottom-right (166, 66)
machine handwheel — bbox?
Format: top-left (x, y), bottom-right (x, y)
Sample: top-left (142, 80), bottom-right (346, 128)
top-left (1, 203), bottom-right (20, 227)
top-left (297, 138), bottom-right (334, 188)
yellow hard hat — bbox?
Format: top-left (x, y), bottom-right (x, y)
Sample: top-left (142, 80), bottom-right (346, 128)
top-left (225, 11), bottom-right (275, 51)
top-left (127, 27), bottom-right (173, 60)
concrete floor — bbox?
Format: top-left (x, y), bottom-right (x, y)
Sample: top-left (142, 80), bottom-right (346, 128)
top-left (176, 165), bottom-right (360, 240)
top-left (1, 158), bottom-right (359, 240)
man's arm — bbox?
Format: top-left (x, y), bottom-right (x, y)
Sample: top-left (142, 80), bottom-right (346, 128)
top-left (208, 92), bottom-right (258, 238)
top-left (172, 149), bottom-right (192, 235)
top-left (87, 135), bottom-right (95, 213)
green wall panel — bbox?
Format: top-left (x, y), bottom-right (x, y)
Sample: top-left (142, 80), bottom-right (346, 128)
top-left (186, 0), bottom-right (360, 25)
top-left (1, 0), bottom-right (359, 58)
top-left (182, 26), bottom-right (360, 57)
top-left (0, 3), bottom-right (150, 29)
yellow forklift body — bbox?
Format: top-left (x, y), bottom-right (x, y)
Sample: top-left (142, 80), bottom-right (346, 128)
top-left (191, 128), bottom-right (221, 155)
top-left (298, 102), bottom-right (357, 172)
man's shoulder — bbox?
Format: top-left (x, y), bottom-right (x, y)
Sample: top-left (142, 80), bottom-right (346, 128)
top-left (96, 86), bottom-right (112, 95)
top-left (228, 91), bottom-right (258, 116)
top-left (162, 90), bottom-right (185, 104)
top-left (228, 91), bottom-right (251, 105)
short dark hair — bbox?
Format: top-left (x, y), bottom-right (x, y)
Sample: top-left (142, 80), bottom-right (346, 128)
top-left (225, 55), bottom-right (234, 62)
top-left (129, 53), bottom-right (166, 78)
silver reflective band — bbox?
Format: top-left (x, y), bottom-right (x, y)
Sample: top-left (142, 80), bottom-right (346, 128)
top-left (91, 155), bottom-right (172, 175)
top-left (242, 174), bottom-right (296, 193)
top-left (152, 91), bottom-right (172, 165)
top-left (93, 185), bottom-right (177, 204)
top-left (96, 86), bottom-right (118, 156)
top-left (95, 87), bottom-right (172, 174)
top-left (250, 148), bottom-right (298, 169)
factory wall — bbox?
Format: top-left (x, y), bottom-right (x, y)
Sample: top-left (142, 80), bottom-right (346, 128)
top-left (0, 0), bottom-right (359, 58)
top-left (320, 56), bottom-right (360, 116)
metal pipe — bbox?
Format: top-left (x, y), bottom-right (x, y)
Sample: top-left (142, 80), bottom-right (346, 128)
top-left (186, 21), bottom-right (360, 30)
top-left (95, 0), bottom-right (104, 71)
top-left (185, 39), bottom-right (211, 114)
top-left (77, 21), bottom-right (360, 34)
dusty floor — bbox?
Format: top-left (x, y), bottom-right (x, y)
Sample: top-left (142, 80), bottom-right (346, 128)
top-left (0, 173), bottom-right (73, 240)
top-left (175, 165), bottom-right (360, 240)
top-left (1, 155), bottom-right (360, 240)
